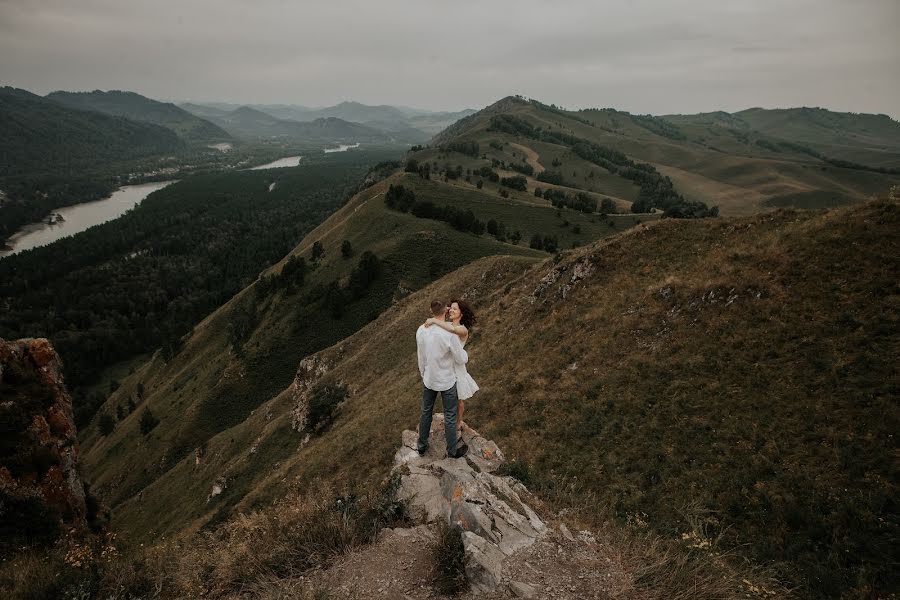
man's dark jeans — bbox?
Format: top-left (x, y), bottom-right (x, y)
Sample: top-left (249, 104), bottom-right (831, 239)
top-left (417, 383), bottom-right (459, 456)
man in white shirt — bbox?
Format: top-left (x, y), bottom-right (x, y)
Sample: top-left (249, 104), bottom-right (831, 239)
top-left (416, 299), bottom-right (469, 458)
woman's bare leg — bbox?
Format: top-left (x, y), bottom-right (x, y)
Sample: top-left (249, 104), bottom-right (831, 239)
top-left (457, 400), bottom-right (465, 437)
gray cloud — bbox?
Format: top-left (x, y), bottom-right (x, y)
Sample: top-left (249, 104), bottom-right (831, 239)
top-left (1, 0), bottom-right (898, 116)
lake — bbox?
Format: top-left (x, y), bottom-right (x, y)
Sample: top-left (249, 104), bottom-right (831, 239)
top-left (0, 181), bottom-right (174, 258)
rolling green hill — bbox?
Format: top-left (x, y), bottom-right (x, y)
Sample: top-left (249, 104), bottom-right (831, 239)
top-left (423, 96), bottom-right (900, 217)
top-left (46, 90), bottom-right (233, 143)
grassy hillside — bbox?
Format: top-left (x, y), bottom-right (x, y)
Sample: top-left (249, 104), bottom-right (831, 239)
top-left (77, 155), bottom-right (665, 538)
top-left (426, 97), bottom-right (900, 216)
top-left (46, 90), bottom-right (233, 143)
top-left (83, 195), bottom-right (898, 597)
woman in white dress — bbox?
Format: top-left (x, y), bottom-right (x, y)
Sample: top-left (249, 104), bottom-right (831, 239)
top-left (425, 299), bottom-right (479, 439)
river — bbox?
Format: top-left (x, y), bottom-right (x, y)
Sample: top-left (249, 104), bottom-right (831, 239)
top-left (0, 181), bottom-right (174, 258)
top-left (324, 143), bottom-right (360, 153)
top-left (248, 155), bottom-right (303, 169)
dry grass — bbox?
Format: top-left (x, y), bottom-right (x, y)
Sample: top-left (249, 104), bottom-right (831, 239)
top-left (1, 480), bottom-right (405, 600)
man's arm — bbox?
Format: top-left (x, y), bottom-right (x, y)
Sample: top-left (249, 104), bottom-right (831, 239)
top-left (447, 332), bottom-right (469, 366)
top-left (416, 327), bottom-right (427, 378)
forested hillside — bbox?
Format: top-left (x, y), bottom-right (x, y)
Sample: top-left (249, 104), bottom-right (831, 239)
top-left (0, 87), bottom-right (184, 177)
top-left (46, 90), bottom-right (233, 143)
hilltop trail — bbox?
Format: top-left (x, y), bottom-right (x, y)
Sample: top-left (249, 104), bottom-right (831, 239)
top-left (508, 142), bottom-right (544, 173)
top-left (300, 418), bottom-right (629, 599)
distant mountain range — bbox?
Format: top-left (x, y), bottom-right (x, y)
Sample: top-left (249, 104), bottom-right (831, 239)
top-left (180, 100), bottom-right (477, 140)
top-left (202, 105), bottom-right (403, 143)
top-left (46, 90), bottom-right (232, 144)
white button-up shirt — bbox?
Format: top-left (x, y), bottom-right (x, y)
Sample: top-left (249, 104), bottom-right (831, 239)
top-left (416, 324), bottom-right (468, 392)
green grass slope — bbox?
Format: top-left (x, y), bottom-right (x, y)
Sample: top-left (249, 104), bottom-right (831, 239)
top-left (90, 195), bottom-right (897, 597)
top-left (46, 90), bottom-right (233, 143)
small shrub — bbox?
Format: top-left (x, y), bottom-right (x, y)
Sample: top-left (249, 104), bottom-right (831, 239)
top-left (431, 521), bottom-right (468, 595)
top-left (497, 458), bottom-right (533, 487)
top-left (306, 384), bottom-right (349, 433)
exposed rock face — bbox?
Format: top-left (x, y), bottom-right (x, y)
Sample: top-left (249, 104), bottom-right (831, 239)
top-left (289, 354), bottom-right (331, 432)
top-left (393, 416), bottom-right (546, 593)
top-left (0, 338), bottom-right (89, 547)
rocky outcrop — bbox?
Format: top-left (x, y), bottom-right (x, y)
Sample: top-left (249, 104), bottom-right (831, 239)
top-left (0, 338), bottom-right (89, 547)
top-left (393, 416), bottom-right (546, 593)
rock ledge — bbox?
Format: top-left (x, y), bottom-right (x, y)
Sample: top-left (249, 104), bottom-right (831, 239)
top-left (393, 415), bottom-right (546, 593)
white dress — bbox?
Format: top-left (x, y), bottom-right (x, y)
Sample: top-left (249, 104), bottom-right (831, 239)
top-left (455, 337), bottom-right (479, 400)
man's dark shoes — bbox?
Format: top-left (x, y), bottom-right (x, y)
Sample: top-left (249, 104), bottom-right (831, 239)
top-left (450, 442), bottom-right (469, 459)
top-left (417, 445), bottom-right (428, 457)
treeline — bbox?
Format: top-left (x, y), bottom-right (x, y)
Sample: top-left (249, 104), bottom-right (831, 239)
top-left (383, 184), bottom-right (530, 245)
top-left (487, 114), bottom-right (717, 217)
top-left (386, 184), bottom-right (487, 235)
top-left (757, 138), bottom-right (900, 174)
top-left (629, 114), bottom-right (687, 141)
top-left (0, 150), bottom-right (397, 426)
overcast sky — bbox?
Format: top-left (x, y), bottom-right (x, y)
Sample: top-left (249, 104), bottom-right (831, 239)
top-left (1, 0), bottom-right (898, 116)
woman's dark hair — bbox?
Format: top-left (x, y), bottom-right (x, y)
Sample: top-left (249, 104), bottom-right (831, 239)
top-left (450, 298), bottom-right (477, 330)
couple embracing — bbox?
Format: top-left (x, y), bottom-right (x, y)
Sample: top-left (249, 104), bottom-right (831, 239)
top-left (415, 298), bottom-right (479, 459)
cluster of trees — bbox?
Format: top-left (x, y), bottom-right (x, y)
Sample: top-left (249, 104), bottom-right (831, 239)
top-left (256, 254), bottom-right (308, 298)
top-left (476, 165), bottom-right (500, 182)
top-left (385, 184), bottom-right (417, 211)
top-left (507, 162), bottom-right (535, 176)
top-left (0, 151), bottom-right (388, 426)
top-left (500, 175), bottom-right (527, 191)
top-left (536, 170), bottom-right (565, 185)
top-left (543, 189), bottom-right (598, 213)
top-left (529, 233), bottom-right (559, 252)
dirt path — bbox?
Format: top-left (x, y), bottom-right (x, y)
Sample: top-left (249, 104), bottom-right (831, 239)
top-left (299, 522), bottom-right (628, 599)
top-left (509, 143), bottom-right (545, 174)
